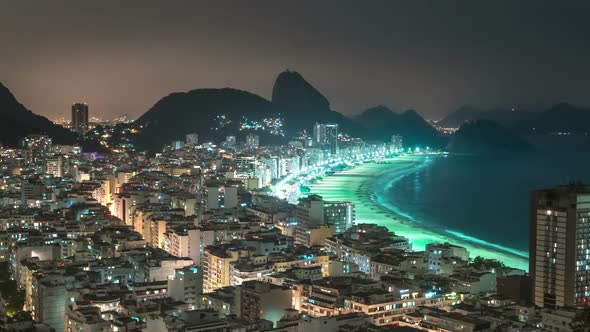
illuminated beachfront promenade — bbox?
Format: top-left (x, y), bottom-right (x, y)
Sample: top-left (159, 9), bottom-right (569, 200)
top-left (307, 156), bottom-right (529, 271)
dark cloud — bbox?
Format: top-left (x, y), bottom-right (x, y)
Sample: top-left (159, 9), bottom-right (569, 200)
top-left (1, 0), bottom-right (589, 120)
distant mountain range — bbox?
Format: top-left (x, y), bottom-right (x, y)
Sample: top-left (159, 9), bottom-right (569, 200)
top-left (448, 120), bottom-right (534, 154)
top-left (516, 103), bottom-right (590, 135)
top-left (439, 103), bottom-right (590, 135)
top-left (354, 106), bottom-right (444, 148)
top-left (134, 70), bottom-right (445, 151)
top-left (2, 70), bottom-right (590, 155)
top-left (438, 106), bottom-right (534, 129)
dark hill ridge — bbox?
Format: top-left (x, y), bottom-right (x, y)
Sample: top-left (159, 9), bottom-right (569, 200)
top-left (134, 70), bottom-right (368, 151)
top-left (3, 72), bottom-right (588, 155)
top-left (133, 71), bottom-right (445, 151)
top-left (138, 88), bottom-right (276, 122)
top-left (270, 70), bottom-right (363, 136)
top-left (516, 102), bottom-right (590, 134)
top-left (438, 106), bottom-right (535, 129)
top-left (448, 119), bottom-right (534, 154)
top-left (355, 105), bottom-right (445, 149)
top-left (441, 103), bottom-right (590, 136)
top-left (437, 106), bottom-right (484, 128)
top-left (0, 83), bottom-right (77, 147)
top-left (135, 88), bottom-right (279, 150)
top-left (272, 70), bottom-right (330, 114)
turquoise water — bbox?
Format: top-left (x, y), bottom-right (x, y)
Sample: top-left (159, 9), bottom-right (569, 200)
top-left (384, 153), bottom-right (590, 255)
top-left (309, 157), bottom-right (529, 270)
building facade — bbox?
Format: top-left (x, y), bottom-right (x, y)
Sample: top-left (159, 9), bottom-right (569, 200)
top-left (530, 184), bottom-right (590, 308)
top-left (72, 102), bottom-right (89, 135)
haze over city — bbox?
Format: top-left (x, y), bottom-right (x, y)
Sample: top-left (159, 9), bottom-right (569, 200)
top-left (2, 2), bottom-right (590, 331)
top-left (2, 1), bottom-right (590, 120)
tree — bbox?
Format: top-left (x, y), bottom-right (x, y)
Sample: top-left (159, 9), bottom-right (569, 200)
top-left (0, 264), bottom-right (26, 318)
top-left (469, 256), bottom-right (506, 271)
top-left (299, 185), bottom-right (311, 193)
top-left (333, 163), bottom-right (348, 171)
top-left (571, 308), bottom-right (590, 332)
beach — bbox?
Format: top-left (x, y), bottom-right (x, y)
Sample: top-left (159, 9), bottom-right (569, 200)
top-left (308, 155), bottom-right (529, 271)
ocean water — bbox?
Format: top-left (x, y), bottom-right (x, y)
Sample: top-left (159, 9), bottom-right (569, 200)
top-left (385, 153), bottom-right (590, 254)
top-left (309, 156), bottom-right (529, 269)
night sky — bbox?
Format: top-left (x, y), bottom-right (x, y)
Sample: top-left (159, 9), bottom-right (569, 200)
top-left (1, 1), bottom-right (589, 120)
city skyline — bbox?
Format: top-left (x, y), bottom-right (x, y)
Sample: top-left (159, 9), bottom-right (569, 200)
top-left (2, 2), bottom-right (590, 330)
top-left (2, 1), bottom-right (590, 120)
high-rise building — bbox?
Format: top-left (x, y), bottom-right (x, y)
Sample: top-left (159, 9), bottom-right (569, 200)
top-left (165, 228), bottom-right (201, 263)
top-left (286, 155), bottom-right (300, 175)
top-left (204, 183), bottom-right (239, 210)
top-left (312, 122), bottom-right (326, 146)
top-left (325, 124), bottom-right (339, 155)
top-left (171, 140), bottom-right (184, 150)
top-left (324, 201), bottom-right (355, 234)
top-left (185, 133), bottom-right (199, 147)
top-left (20, 134), bottom-right (53, 166)
top-left (303, 147), bottom-right (324, 167)
top-left (224, 135), bottom-right (236, 149)
top-left (530, 184), bottom-right (590, 308)
top-left (203, 245), bottom-right (248, 293)
top-left (236, 154), bottom-right (257, 177)
top-left (240, 281), bottom-right (292, 325)
top-left (246, 133), bottom-right (259, 150)
top-left (21, 178), bottom-right (44, 201)
top-left (31, 273), bottom-right (68, 332)
top-left (295, 224), bottom-right (335, 247)
top-left (296, 195), bottom-right (324, 226)
top-left (46, 155), bottom-right (63, 177)
top-left (168, 266), bottom-right (203, 305)
top-left (71, 103), bottom-right (89, 135)
top-left (65, 308), bottom-right (109, 332)
top-left (391, 135), bottom-right (403, 152)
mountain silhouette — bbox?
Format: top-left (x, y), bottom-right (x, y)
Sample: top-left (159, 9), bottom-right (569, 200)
top-left (271, 70), bottom-right (363, 136)
top-left (134, 71), bottom-right (369, 151)
top-left (355, 105), bottom-right (445, 148)
top-left (0, 83), bottom-right (77, 147)
top-left (438, 106), bottom-right (535, 129)
top-left (272, 70), bottom-right (331, 114)
top-left (132, 71), bottom-right (450, 151)
top-left (448, 120), bottom-right (533, 154)
top-left (440, 103), bottom-right (590, 136)
top-left (515, 102), bottom-right (590, 135)
top-left (134, 88), bottom-right (279, 151)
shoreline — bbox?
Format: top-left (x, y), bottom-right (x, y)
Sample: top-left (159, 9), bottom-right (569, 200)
top-left (308, 155), bottom-right (529, 271)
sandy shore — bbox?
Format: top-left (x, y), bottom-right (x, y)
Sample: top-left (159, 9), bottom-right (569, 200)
top-left (308, 155), bottom-right (529, 271)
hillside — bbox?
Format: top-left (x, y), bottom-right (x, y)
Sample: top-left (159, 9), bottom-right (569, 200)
top-left (448, 120), bottom-right (534, 154)
top-left (355, 105), bottom-right (445, 149)
top-left (440, 103), bottom-right (590, 137)
top-left (271, 70), bottom-right (364, 136)
top-left (133, 71), bottom-right (368, 151)
top-left (515, 102), bottom-right (590, 135)
top-left (134, 88), bottom-right (280, 151)
top-left (438, 106), bottom-right (534, 129)
top-left (131, 71), bottom-right (466, 152)
top-left (0, 83), bottom-right (77, 147)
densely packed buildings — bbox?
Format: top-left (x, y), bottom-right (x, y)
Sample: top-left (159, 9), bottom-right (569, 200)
top-left (0, 123), bottom-right (586, 332)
